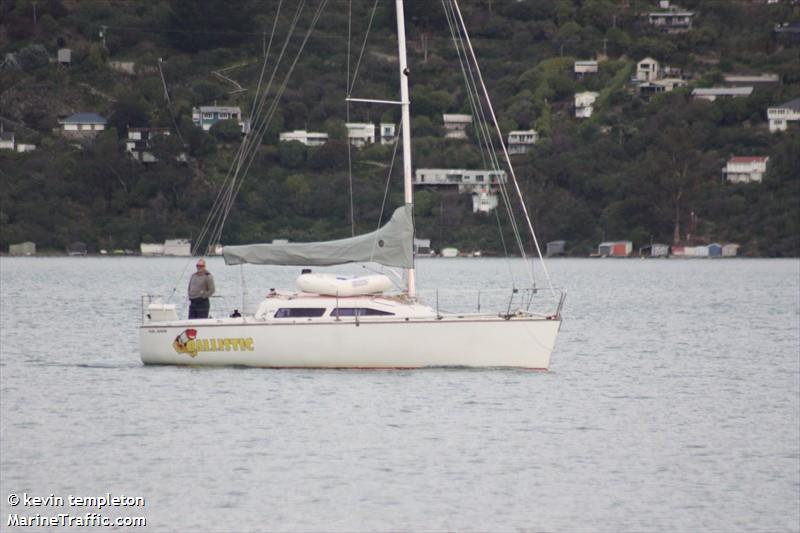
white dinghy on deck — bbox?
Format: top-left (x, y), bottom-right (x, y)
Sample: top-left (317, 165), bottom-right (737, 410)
top-left (139, 0), bottom-right (565, 369)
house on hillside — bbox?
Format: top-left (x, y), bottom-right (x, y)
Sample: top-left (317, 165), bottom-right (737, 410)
top-left (773, 21), bottom-right (800, 43)
top-left (414, 168), bottom-right (507, 213)
top-left (648, 6), bottom-right (694, 33)
top-left (691, 87), bottom-right (753, 101)
top-left (345, 123), bottom-right (376, 147)
top-left (192, 106), bottom-right (249, 133)
top-left (59, 112), bottom-right (106, 137)
top-left (377, 123), bottom-right (396, 145)
top-left (575, 92), bottom-right (599, 118)
top-left (279, 130), bottom-right (329, 146)
top-left (507, 130), bottom-right (537, 154)
top-left (442, 114), bottom-right (472, 139)
top-left (125, 127), bottom-right (171, 163)
top-left (636, 57), bottom-right (660, 82)
top-left (638, 78), bottom-right (687, 98)
top-left (767, 98), bottom-right (800, 133)
top-left (0, 131), bottom-right (14, 151)
top-left (344, 122), bottom-right (396, 147)
top-left (723, 156), bottom-right (769, 183)
top-left (57, 48), bottom-right (71, 66)
top-left (574, 60), bottom-right (598, 78)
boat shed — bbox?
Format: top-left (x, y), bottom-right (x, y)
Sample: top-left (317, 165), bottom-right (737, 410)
top-left (9, 241), bottom-right (36, 256)
top-left (67, 241), bottom-right (87, 255)
top-left (708, 243), bottom-right (722, 257)
top-left (547, 240), bottom-right (566, 256)
top-left (140, 243), bottom-right (165, 256)
top-left (694, 246), bottom-right (710, 258)
top-left (598, 241), bottom-right (632, 257)
top-left (722, 243), bottom-right (740, 257)
top-left (641, 243), bottom-right (669, 257)
top-left (163, 239), bottom-right (191, 256)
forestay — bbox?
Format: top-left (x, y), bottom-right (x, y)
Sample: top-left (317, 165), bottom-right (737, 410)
top-left (223, 205), bottom-right (413, 268)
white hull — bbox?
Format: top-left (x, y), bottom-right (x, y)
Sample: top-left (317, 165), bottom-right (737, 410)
top-left (140, 315), bottom-right (560, 369)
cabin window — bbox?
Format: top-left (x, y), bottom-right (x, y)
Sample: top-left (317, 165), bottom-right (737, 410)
top-left (274, 308), bottom-right (326, 318)
top-left (332, 308), bottom-right (394, 317)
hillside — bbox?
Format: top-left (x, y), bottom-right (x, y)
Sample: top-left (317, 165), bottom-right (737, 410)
top-left (1, 0), bottom-right (799, 256)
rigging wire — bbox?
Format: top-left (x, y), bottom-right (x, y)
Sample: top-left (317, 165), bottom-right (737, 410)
top-left (441, 0), bottom-right (524, 286)
top-left (347, 0), bottom-right (355, 236)
top-left (450, 0), bottom-right (555, 295)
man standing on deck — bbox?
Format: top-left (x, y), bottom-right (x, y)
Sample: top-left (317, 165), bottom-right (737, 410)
top-left (188, 259), bottom-right (215, 318)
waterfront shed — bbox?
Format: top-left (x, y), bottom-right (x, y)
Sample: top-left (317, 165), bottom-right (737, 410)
top-left (708, 243), bottom-right (722, 257)
top-left (641, 243), bottom-right (669, 257)
top-left (140, 243), bottom-right (165, 256)
top-left (598, 241), bottom-right (632, 257)
top-left (547, 240), bottom-right (566, 256)
top-left (67, 241), bottom-right (87, 255)
top-left (9, 241), bottom-right (36, 256)
top-left (163, 239), bottom-right (191, 256)
top-left (722, 244), bottom-right (740, 257)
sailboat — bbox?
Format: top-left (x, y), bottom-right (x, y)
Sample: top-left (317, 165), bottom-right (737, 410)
top-left (139, 0), bottom-right (565, 369)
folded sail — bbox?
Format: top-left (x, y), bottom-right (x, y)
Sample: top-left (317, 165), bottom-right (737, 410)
top-left (223, 205), bottom-right (414, 268)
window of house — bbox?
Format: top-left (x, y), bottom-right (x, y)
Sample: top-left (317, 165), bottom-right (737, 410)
top-left (203, 113), bottom-right (213, 119)
top-left (332, 308), bottom-right (394, 317)
top-left (219, 113), bottom-right (229, 119)
top-left (274, 308), bottom-right (326, 318)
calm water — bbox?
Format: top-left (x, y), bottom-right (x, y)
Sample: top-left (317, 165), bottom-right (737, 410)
top-left (1, 257), bottom-right (798, 532)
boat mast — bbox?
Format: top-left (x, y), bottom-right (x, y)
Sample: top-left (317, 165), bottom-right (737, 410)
top-left (395, 0), bottom-right (415, 298)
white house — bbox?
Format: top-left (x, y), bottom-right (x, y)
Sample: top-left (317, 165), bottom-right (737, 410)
top-left (414, 168), bottom-right (507, 190)
top-left (575, 92), bottom-right (599, 118)
top-left (648, 7), bottom-right (694, 32)
top-left (59, 112), bottom-right (106, 136)
top-left (279, 130), bottom-right (329, 146)
top-left (377, 123), bottom-right (396, 145)
top-left (691, 87), bottom-right (754, 101)
top-left (472, 190), bottom-right (499, 214)
top-left (192, 106), bottom-right (249, 133)
top-left (57, 48), bottom-right (71, 66)
top-left (16, 143), bottom-right (36, 153)
top-left (574, 60), bottom-right (598, 77)
top-left (125, 127), bottom-right (171, 163)
top-left (507, 130), bottom-right (538, 155)
top-left (414, 168), bottom-right (507, 213)
top-left (767, 98), bottom-right (800, 133)
top-left (442, 114), bottom-right (472, 139)
top-left (636, 57), bottom-right (660, 82)
top-left (723, 156), bottom-right (769, 184)
top-left (346, 122), bottom-right (376, 147)
top-left (344, 122), bottom-right (396, 147)
top-left (0, 131), bottom-right (14, 151)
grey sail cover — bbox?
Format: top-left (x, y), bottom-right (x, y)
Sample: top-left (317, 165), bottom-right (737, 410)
top-left (223, 205), bottom-right (413, 268)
